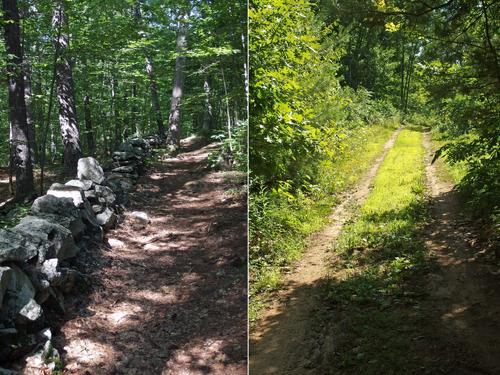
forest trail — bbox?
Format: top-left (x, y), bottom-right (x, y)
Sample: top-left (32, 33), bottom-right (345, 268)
top-left (249, 129), bottom-right (401, 374)
top-left (50, 139), bottom-right (247, 374)
top-left (421, 133), bottom-right (500, 373)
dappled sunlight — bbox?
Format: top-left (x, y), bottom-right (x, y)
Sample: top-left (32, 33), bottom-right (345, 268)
top-left (63, 339), bottom-right (117, 367)
top-left (50, 142), bottom-right (247, 374)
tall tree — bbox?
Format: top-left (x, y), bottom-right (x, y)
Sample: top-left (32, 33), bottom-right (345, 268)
top-left (2, 0), bottom-right (34, 201)
top-left (52, 0), bottom-right (82, 175)
top-left (167, 12), bottom-right (188, 148)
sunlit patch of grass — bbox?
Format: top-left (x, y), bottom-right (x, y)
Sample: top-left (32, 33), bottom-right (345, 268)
top-left (321, 129), bottom-right (436, 373)
top-left (249, 123), bottom-right (398, 323)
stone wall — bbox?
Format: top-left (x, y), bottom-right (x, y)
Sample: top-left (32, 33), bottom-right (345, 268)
top-left (0, 136), bottom-right (159, 371)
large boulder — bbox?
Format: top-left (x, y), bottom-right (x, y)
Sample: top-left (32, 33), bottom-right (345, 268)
top-left (47, 183), bottom-right (85, 207)
top-left (0, 229), bottom-right (42, 264)
top-left (14, 216), bottom-right (78, 261)
top-left (31, 194), bottom-right (78, 217)
top-left (0, 267), bottom-right (13, 309)
top-left (77, 157), bottom-right (105, 184)
top-left (30, 195), bottom-right (86, 239)
top-left (2, 265), bottom-right (42, 323)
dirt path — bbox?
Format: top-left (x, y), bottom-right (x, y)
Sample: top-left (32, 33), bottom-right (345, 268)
top-left (249, 129), bottom-right (401, 374)
top-left (422, 133), bottom-right (500, 374)
top-left (51, 141), bottom-right (247, 374)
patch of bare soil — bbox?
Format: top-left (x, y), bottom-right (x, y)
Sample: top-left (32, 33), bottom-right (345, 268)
top-left (249, 129), bottom-right (401, 375)
top-left (51, 141), bottom-right (247, 374)
top-left (421, 133), bottom-right (500, 374)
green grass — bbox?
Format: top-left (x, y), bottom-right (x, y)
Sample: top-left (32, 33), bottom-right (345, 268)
top-left (0, 202), bottom-right (31, 229)
top-left (249, 121), bottom-right (398, 322)
top-left (320, 129), bottom-right (436, 374)
top-left (430, 129), bottom-right (467, 185)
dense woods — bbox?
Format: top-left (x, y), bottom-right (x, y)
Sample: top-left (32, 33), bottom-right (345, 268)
top-left (249, 0), bottom-right (499, 318)
top-left (1, 0), bottom-right (247, 202)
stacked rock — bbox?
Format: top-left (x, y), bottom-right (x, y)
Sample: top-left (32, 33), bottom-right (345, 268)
top-left (0, 137), bottom-right (151, 369)
top-left (107, 138), bottom-right (150, 205)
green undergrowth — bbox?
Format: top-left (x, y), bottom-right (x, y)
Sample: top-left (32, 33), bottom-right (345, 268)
top-left (0, 203), bottom-right (31, 229)
top-left (430, 129), bottom-right (467, 185)
top-left (249, 122), bottom-right (398, 322)
top-left (320, 129), bottom-right (437, 373)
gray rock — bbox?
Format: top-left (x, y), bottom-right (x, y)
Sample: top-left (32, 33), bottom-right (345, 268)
top-left (15, 216), bottom-right (78, 261)
top-left (130, 211), bottom-right (150, 225)
top-left (119, 142), bottom-right (145, 157)
top-left (0, 229), bottom-right (41, 264)
top-left (30, 195), bottom-right (76, 216)
top-left (30, 195), bottom-right (86, 239)
top-left (128, 138), bottom-right (148, 149)
top-left (40, 259), bottom-right (79, 293)
top-left (84, 189), bottom-right (97, 200)
top-left (92, 204), bottom-right (105, 214)
top-left (4, 265), bottom-right (42, 323)
top-left (77, 157), bottom-right (105, 184)
top-left (19, 299), bottom-right (42, 322)
top-left (105, 175), bottom-right (134, 191)
top-left (47, 183), bottom-right (85, 207)
top-left (94, 185), bottom-right (116, 205)
top-left (0, 267), bottom-right (13, 308)
top-left (0, 332), bottom-right (36, 363)
top-left (80, 200), bottom-right (99, 228)
top-left (96, 208), bottom-right (117, 230)
top-left (65, 179), bottom-right (93, 191)
top-left (112, 166), bottom-right (136, 174)
top-left (112, 151), bottom-right (140, 162)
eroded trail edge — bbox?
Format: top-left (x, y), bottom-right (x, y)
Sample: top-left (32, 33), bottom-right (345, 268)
top-left (54, 141), bottom-right (247, 374)
top-left (249, 129), bottom-right (401, 375)
top-left (422, 133), bottom-right (500, 373)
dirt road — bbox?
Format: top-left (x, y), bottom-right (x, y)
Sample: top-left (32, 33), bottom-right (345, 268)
top-left (249, 129), bottom-right (401, 374)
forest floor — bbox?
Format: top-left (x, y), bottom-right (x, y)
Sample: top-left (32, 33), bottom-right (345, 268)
top-left (250, 128), bottom-right (500, 374)
top-left (47, 139), bottom-right (247, 374)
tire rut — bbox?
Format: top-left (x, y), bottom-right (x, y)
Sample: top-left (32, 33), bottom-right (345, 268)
top-left (249, 128), bottom-right (402, 375)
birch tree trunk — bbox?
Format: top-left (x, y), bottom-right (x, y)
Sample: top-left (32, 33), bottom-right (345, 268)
top-left (2, 0), bottom-right (34, 201)
top-left (53, 0), bottom-right (82, 175)
top-left (167, 13), bottom-right (188, 148)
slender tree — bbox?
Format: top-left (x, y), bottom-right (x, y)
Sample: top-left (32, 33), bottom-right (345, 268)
top-left (2, 0), bottom-right (34, 201)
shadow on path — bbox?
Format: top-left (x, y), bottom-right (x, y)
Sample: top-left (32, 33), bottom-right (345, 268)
top-left (48, 141), bottom-right (247, 374)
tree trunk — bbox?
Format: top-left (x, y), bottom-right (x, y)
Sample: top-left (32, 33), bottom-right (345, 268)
top-left (146, 56), bottom-right (165, 139)
top-left (23, 57), bottom-right (37, 164)
top-left (221, 66), bottom-right (233, 152)
top-left (202, 75), bottom-right (213, 132)
top-left (242, 32), bottom-right (249, 121)
top-left (52, 1), bottom-right (82, 176)
top-left (2, 0), bottom-right (34, 201)
top-left (83, 95), bottom-right (95, 155)
top-left (167, 13), bottom-right (188, 148)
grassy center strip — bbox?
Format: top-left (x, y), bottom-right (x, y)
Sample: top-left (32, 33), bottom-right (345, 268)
top-left (320, 129), bottom-right (434, 373)
top-left (249, 123), bottom-right (398, 322)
